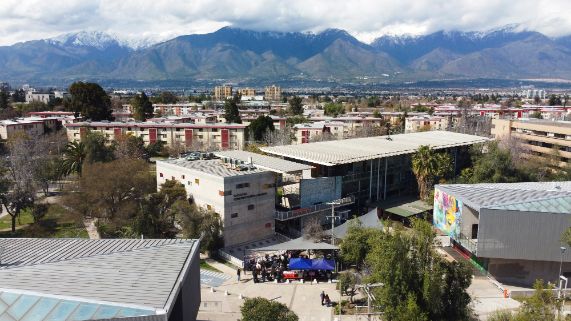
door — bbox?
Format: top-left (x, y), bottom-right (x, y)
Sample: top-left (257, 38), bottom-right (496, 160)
top-left (185, 129), bottom-right (193, 148)
top-left (149, 128), bottom-right (157, 144)
top-left (221, 129), bottom-right (229, 149)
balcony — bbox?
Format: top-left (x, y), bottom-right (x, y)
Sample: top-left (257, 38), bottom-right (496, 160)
top-left (274, 196), bottom-right (354, 221)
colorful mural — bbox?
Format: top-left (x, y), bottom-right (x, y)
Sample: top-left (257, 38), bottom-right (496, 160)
top-left (433, 188), bottom-right (463, 239)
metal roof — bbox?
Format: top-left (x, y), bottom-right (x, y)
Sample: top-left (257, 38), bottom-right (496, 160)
top-left (260, 131), bottom-right (489, 166)
top-left (213, 150), bottom-right (313, 174)
top-left (158, 159), bottom-right (268, 178)
top-left (489, 196), bottom-right (571, 214)
top-left (436, 182), bottom-right (571, 213)
top-left (0, 239), bottom-right (199, 320)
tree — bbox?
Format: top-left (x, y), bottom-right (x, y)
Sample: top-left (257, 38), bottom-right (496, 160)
top-left (411, 146), bottom-right (452, 201)
top-left (178, 202), bottom-right (223, 253)
top-left (131, 92), bottom-right (154, 121)
top-left (302, 217), bottom-right (325, 242)
top-left (60, 141), bottom-right (87, 176)
top-left (113, 134), bottom-right (146, 160)
top-left (64, 159), bottom-right (156, 237)
top-left (340, 219), bottom-right (375, 269)
top-left (548, 95), bottom-right (562, 106)
top-left (241, 297), bottom-right (299, 321)
top-left (530, 111), bottom-right (543, 119)
top-left (83, 131), bottom-right (115, 164)
top-left (0, 89), bottom-right (9, 109)
top-left (224, 94), bottom-right (242, 124)
top-left (11, 89), bottom-right (26, 103)
top-left (156, 91), bottom-right (178, 104)
top-left (68, 81), bottom-right (112, 121)
top-left (324, 102), bottom-right (345, 117)
top-left (461, 142), bottom-right (530, 184)
top-left (288, 96), bottom-right (304, 116)
top-left (248, 116), bottom-right (275, 141)
top-left (34, 157), bottom-right (61, 196)
top-left (366, 220), bottom-right (472, 321)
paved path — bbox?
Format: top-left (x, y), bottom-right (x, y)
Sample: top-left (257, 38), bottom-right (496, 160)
top-left (83, 218), bottom-right (100, 239)
top-left (469, 277), bottom-right (521, 320)
top-left (200, 270), bottom-right (232, 288)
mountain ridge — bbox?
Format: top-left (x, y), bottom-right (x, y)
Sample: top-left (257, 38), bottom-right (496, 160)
top-left (1, 27), bottom-right (571, 83)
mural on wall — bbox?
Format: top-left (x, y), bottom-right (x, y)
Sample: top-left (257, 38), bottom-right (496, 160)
top-left (433, 188), bottom-right (463, 239)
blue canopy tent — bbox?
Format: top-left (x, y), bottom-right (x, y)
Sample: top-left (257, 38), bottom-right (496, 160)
top-left (311, 258), bottom-right (336, 271)
top-left (288, 258), bottom-right (313, 270)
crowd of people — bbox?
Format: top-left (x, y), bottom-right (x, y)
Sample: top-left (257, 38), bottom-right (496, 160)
top-left (242, 251), bottom-right (334, 283)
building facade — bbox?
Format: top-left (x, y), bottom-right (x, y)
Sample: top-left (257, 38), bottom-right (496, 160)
top-left (214, 85), bottom-right (233, 101)
top-left (156, 159), bottom-right (276, 247)
top-left (239, 88), bottom-right (256, 97)
top-left (492, 118), bottom-right (571, 168)
top-left (264, 85), bottom-right (282, 101)
top-left (405, 115), bottom-right (451, 133)
top-left (65, 121), bottom-right (246, 151)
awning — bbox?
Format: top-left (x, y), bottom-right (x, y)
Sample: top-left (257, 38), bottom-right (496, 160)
top-left (329, 208), bottom-right (382, 239)
top-left (311, 258), bottom-right (335, 271)
top-left (288, 258), bottom-right (313, 269)
top-left (379, 198), bottom-right (433, 218)
top-left (253, 237), bottom-right (339, 251)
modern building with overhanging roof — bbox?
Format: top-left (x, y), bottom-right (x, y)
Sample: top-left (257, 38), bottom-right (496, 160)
top-left (0, 239), bottom-right (201, 321)
top-left (261, 131), bottom-right (489, 209)
top-left (434, 182), bottom-right (571, 286)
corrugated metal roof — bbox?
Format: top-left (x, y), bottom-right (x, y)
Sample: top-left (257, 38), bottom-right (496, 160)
top-left (260, 131), bottom-right (489, 165)
top-left (0, 239), bottom-right (199, 316)
top-left (489, 196), bottom-right (571, 214)
top-left (436, 182), bottom-right (571, 213)
top-left (213, 150), bottom-right (313, 174)
top-left (157, 159), bottom-right (268, 177)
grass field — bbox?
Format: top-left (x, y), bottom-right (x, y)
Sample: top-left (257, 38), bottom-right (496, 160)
top-left (200, 259), bottom-right (223, 273)
top-left (0, 204), bottom-right (88, 238)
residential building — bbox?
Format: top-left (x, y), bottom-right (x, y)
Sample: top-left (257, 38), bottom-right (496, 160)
top-left (0, 119), bottom-right (46, 139)
top-left (65, 121), bottom-right (247, 151)
top-left (264, 85), bottom-right (282, 101)
top-left (434, 182), bottom-right (571, 286)
top-left (405, 115), bottom-right (451, 133)
top-left (153, 103), bottom-right (203, 116)
top-left (156, 158), bottom-right (276, 246)
top-left (491, 118), bottom-right (571, 168)
top-left (214, 85), bottom-right (232, 101)
top-left (0, 238), bottom-right (201, 321)
top-left (26, 92), bottom-right (54, 104)
top-left (239, 88), bottom-right (256, 97)
top-left (293, 121), bottom-right (346, 143)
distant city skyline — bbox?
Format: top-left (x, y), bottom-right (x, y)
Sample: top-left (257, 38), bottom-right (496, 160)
top-left (0, 0), bottom-right (570, 46)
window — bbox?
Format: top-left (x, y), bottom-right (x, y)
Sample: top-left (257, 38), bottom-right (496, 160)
top-left (231, 213), bottom-right (238, 218)
top-left (160, 173), bottom-right (163, 177)
top-left (207, 205), bottom-right (212, 210)
top-left (182, 175), bottom-right (185, 179)
top-left (247, 204), bottom-right (255, 210)
top-left (187, 181), bottom-right (192, 186)
top-left (195, 178), bottom-right (200, 184)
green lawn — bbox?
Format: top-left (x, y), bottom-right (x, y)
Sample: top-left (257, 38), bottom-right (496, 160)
top-left (200, 259), bottom-right (223, 273)
top-left (0, 211), bottom-right (34, 230)
top-left (0, 204), bottom-right (88, 238)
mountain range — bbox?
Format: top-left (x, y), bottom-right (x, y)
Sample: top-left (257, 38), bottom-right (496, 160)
top-left (1, 27), bottom-right (571, 84)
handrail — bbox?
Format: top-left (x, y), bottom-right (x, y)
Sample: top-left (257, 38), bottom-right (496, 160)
top-left (274, 196), bottom-right (354, 220)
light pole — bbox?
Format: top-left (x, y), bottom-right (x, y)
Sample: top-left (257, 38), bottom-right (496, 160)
top-left (559, 246), bottom-right (566, 299)
top-left (326, 200), bottom-right (341, 246)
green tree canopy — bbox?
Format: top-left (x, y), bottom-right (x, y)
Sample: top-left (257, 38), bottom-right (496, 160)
top-left (83, 131), bottom-right (115, 164)
top-left (248, 115), bottom-right (275, 141)
top-left (224, 94), bottom-right (242, 124)
top-left (68, 82), bottom-right (112, 121)
top-left (240, 297), bottom-right (298, 321)
top-left (131, 92), bottom-right (154, 121)
top-left (155, 91), bottom-right (178, 104)
top-left (288, 96), bottom-right (304, 116)
top-left (324, 102), bottom-right (345, 117)
top-left (411, 145), bottom-right (452, 201)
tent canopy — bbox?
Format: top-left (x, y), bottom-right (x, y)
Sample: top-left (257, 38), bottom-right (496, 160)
top-left (253, 237), bottom-right (339, 251)
top-left (330, 208), bottom-right (381, 239)
top-left (288, 258), bottom-right (313, 270)
top-left (311, 258), bottom-right (335, 270)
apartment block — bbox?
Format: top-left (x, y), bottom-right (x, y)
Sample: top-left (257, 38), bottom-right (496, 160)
top-left (238, 88), bottom-right (256, 97)
top-left (156, 159), bottom-right (276, 247)
top-left (65, 121), bottom-right (246, 151)
top-left (294, 121), bottom-right (346, 143)
top-left (214, 85), bottom-right (233, 101)
top-left (405, 115), bottom-right (451, 133)
top-left (264, 85), bottom-right (282, 101)
top-left (492, 118), bottom-right (571, 168)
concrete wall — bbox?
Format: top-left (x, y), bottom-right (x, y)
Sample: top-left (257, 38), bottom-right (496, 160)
top-left (460, 204), bottom-right (479, 239)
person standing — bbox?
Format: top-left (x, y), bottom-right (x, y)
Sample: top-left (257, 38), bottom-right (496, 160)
top-left (320, 291), bottom-right (325, 306)
top-left (237, 268), bottom-right (241, 282)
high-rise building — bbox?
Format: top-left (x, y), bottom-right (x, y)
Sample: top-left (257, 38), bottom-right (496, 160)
top-left (214, 85), bottom-right (232, 101)
top-left (264, 85), bottom-right (282, 101)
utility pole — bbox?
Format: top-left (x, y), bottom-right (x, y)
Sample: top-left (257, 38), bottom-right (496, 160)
top-left (326, 201), bottom-right (340, 246)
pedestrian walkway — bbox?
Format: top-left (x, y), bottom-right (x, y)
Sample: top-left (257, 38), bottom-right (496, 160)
top-left (200, 269), bottom-right (232, 288)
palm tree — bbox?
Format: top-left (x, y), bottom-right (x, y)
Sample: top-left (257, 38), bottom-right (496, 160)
top-left (411, 145), bottom-right (452, 201)
top-left (60, 141), bottom-right (86, 177)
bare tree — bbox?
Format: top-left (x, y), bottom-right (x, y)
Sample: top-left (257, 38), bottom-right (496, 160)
top-left (302, 217), bottom-right (325, 242)
top-left (264, 127), bottom-right (293, 146)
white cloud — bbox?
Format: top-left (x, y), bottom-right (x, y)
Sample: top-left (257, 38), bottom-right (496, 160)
top-left (0, 0), bottom-right (570, 46)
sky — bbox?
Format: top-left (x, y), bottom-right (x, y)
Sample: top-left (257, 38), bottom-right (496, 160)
top-left (1, 0), bottom-right (571, 46)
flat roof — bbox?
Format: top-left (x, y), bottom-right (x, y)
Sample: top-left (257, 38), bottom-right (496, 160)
top-left (158, 159), bottom-right (268, 177)
top-left (260, 131), bottom-right (489, 166)
top-left (213, 150), bottom-right (313, 174)
top-left (436, 181), bottom-right (571, 213)
top-left (0, 239), bottom-right (199, 320)
top-left (510, 118), bottom-right (571, 129)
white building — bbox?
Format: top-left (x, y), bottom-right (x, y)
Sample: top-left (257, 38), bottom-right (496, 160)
top-left (405, 115), bottom-right (451, 133)
top-left (156, 158), bottom-right (276, 247)
top-left (25, 92), bottom-right (54, 104)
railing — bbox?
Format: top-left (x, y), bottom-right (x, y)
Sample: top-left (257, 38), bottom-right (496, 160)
top-left (217, 249), bottom-right (243, 267)
top-left (457, 233), bottom-right (478, 255)
top-left (274, 196), bottom-right (354, 221)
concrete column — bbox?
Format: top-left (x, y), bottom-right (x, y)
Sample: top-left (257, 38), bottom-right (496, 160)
top-left (383, 158), bottom-right (388, 200)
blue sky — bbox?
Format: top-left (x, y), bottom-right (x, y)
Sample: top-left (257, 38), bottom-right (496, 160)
top-left (0, 0), bottom-right (570, 46)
